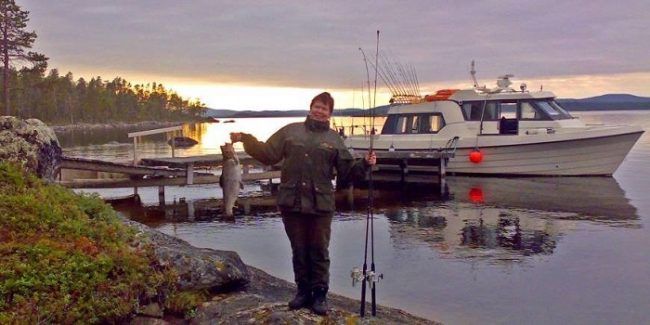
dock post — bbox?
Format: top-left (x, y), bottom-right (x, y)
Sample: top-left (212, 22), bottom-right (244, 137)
top-left (132, 136), bottom-right (138, 165)
top-left (439, 157), bottom-right (447, 194)
top-left (158, 186), bottom-right (165, 205)
top-left (400, 159), bottom-right (408, 183)
top-left (186, 163), bottom-right (194, 185)
top-left (347, 185), bottom-right (354, 207)
top-left (187, 200), bottom-right (195, 221)
top-left (171, 138), bottom-right (176, 158)
top-left (133, 186), bottom-right (138, 195)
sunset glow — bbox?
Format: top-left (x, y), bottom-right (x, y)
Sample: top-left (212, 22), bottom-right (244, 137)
top-left (160, 71), bottom-right (650, 110)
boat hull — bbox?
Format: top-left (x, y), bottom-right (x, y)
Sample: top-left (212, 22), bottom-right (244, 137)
top-left (347, 129), bottom-right (644, 176)
top-left (448, 131), bottom-right (643, 176)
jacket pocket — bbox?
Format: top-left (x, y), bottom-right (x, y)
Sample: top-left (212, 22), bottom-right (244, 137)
top-left (277, 181), bottom-right (297, 208)
top-left (314, 183), bottom-right (335, 213)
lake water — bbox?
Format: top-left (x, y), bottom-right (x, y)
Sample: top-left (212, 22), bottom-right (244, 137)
top-left (59, 111), bottom-right (650, 324)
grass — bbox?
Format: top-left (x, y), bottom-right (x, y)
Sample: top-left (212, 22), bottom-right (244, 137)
top-left (0, 162), bottom-right (205, 323)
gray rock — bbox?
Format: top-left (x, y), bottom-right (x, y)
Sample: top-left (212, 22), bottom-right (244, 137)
top-left (121, 216), bottom-right (249, 291)
top-left (188, 267), bottom-right (438, 325)
top-left (0, 116), bottom-right (61, 181)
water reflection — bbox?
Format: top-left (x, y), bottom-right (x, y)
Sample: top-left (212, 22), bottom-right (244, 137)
top-left (448, 176), bottom-right (639, 223)
top-left (379, 175), bottom-right (637, 263)
top-left (107, 173), bottom-right (638, 266)
top-left (111, 193), bottom-right (279, 227)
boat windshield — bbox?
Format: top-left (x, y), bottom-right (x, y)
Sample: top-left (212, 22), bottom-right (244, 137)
top-left (535, 100), bottom-right (573, 120)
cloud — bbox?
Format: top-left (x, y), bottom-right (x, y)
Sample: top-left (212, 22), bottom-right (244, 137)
top-left (21, 0), bottom-right (650, 91)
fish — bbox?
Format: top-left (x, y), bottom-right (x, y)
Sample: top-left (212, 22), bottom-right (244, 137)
top-left (219, 142), bottom-right (243, 217)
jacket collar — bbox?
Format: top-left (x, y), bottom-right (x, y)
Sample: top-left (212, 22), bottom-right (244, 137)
top-left (304, 116), bottom-right (330, 132)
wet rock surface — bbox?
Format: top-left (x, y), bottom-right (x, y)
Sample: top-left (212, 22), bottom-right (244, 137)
top-left (189, 266), bottom-right (437, 324)
top-left (122, 217), bottom-right (250, 291)
top-left (0, 116), bottom-right (61, 181)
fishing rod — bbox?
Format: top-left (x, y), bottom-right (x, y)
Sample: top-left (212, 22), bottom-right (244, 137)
top-left (370, 29), bottom-right (380, 317)
top-left (352, 30), bottom-right (383, 318)
top-left (355, 46), bottom-right (372, 318)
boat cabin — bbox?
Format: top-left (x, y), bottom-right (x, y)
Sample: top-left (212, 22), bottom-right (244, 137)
top-left (381, 89), bottom-right (575, 136)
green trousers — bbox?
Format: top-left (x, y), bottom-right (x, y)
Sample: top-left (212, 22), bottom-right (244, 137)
top-left (282, 212), bottom-right (333, 291)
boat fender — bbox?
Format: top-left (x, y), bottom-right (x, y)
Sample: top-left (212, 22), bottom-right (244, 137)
top-left (469, 149), bottom-right (483, 164)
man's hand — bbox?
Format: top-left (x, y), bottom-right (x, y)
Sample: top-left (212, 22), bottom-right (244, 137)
top-left (365, 151), bottom-right (377, 166)
top-left (230, 132), bottom-right (242, 143)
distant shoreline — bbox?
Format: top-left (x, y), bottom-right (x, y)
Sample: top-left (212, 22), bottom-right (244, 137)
top-left (51, 120), bottom-right (194, 132)
top-left (49, 106), bottom-right (650, 132)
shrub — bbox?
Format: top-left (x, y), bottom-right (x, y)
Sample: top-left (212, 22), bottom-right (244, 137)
top-left (0, 163), bottom-right (201, 323)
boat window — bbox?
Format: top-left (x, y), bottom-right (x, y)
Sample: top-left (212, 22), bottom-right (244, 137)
top-left (484, 102), bottom-right (499, 120)
top-left (381, 115), bottom-right (398, 134)
top-left (381, 114), bottom-right (445, 134)
top-left (462, 102), bottom-right (499, 121)
top-left (535, 101), bottom-right (572, 120)
top-left (420, 114), bottom-right (445, 133)
top-left (411, 115), bottom-right (420, 133)
top-left (396, 116), bottom-right (410, 133)
top-left (520, 102), bottom-right (548, 120)
top-left (499, 102), bottom-right (517, 119)
top-left (549, 100), bottom-right (573, 118)
top-left (462, 102), bottom-right (482, 120)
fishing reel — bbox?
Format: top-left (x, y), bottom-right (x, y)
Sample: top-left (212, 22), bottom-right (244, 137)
top-left (350, 267), bottom-right (384, 287)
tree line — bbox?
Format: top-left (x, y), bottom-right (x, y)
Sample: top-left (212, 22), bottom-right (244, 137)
top-left (5, 67), bottom-right (207, 124)
top-left (0, 0), bottom-right (206, 124)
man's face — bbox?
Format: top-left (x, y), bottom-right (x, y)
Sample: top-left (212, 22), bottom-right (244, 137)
top-left (309, 100), bottom-right (331, 122)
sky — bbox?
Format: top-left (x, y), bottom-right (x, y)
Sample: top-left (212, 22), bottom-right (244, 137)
top-left (20, 0), bottom-right (650, 110)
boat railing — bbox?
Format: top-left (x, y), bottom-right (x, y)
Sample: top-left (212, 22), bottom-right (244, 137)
top-left (332, 120), bottom-right (378, 137)
top-left (441, 136), bottom-right (459, 157)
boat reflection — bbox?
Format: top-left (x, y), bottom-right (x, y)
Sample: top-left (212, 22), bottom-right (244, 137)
top-left (447, 176), bottom-right (638, 222)
top-left (383, 176), bottom-right (638, 263)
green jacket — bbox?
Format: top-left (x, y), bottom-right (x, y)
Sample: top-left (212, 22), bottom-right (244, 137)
top-left (241, 118), bottom-right (368, 216)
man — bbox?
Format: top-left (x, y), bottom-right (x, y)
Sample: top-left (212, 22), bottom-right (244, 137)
top-left (230, 92), bottom-right (376, 315)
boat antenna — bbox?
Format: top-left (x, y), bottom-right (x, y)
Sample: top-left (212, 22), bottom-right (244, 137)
top-left (470, 60), bottom-right (479, 88)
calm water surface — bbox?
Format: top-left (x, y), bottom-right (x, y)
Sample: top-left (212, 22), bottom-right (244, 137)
top-left (60, 112), bottom-right (650, 324)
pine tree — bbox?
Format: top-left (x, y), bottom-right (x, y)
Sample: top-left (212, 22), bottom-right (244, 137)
top-left (0, 0), bottom-right (46, 115)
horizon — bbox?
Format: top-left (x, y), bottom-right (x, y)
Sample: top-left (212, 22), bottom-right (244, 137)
top-left (20, 0), bottom-right (650, 111)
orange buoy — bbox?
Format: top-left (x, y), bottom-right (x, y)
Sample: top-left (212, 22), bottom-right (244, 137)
top-left (469, 149), bottom-right (483, 164)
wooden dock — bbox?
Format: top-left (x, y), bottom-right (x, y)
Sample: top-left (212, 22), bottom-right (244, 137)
top-left (351, 149), bottom-right (455, 186)
top-left (57, 125), bottom-right (456, 206)
top-left (59, 149), bottom-right (454, 188)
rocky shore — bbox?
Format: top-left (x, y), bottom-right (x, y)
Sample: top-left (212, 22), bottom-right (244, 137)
top-left (127, 217), bottom-right (437, 325)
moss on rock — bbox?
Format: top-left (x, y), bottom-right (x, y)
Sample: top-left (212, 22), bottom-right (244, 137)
top-left (0, 163), bottom-right (202, 323)
top-left (0, 116), bottom-right (62, 181)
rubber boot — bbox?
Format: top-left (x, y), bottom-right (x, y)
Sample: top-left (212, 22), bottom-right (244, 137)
top-left (288, 287), bottom-right (312, 310)
top-left (311, 287), bottom-right (328, 316)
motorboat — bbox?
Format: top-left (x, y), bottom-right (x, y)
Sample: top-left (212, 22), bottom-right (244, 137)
top-left (344, 72), bottom-right (644, 176)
